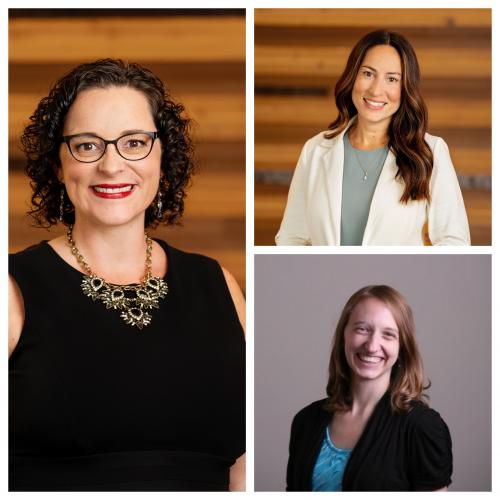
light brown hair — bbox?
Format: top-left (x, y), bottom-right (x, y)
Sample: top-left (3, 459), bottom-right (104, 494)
top-left (325, 30), bottom-right (433, 203)
top-left (325, 285), bottom-right (429, 414)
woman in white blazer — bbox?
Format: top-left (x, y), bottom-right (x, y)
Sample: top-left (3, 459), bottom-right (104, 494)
top-left (276, 30), bottom-right (470, 246)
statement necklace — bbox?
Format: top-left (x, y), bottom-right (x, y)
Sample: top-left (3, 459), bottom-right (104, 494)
top-left (66, 226), bottom-right (168, 330)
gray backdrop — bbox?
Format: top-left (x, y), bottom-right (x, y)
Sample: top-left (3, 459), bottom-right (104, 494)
top-left (254, 254), bottom-right (491, 491)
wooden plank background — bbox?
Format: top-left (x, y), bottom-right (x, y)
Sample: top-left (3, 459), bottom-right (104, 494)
top-left (9, 10), bottom-right (246, 289)
top-left (254, 8), bottom-right (491, 245)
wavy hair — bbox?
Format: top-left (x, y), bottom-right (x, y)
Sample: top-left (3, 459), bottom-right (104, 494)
top-left (324, 285), bottom-right (429, 414)
top-left (21, 58), bottom-right (195, 228)
top-left (325, 30), bottom-right (433, 202)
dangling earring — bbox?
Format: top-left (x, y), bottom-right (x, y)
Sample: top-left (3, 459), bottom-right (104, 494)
top-left (59, 186), bottom-right (65, 222)
top-left (156, 190), bottom-right (163, 219)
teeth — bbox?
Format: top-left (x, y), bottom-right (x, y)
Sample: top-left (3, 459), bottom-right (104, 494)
top-left (94, 185), bottom-right (133, 194)
top-left (365, 99), bottom-right (385, 108)
top-left (358, 354), bottom-right (383, 364)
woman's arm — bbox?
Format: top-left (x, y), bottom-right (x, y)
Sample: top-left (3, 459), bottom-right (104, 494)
top-left (229, 453), bottom-right (246, 491)
top-left (408, 407), bottom-right (453, 491)
top-left (222, 267), bottom-right (246, 334)
top-left (9, 275), bottom-right (25, 357)
top-left (427, 137), bottom-right (471, 245)
top-left (222, 267), bottom-right (246, 491)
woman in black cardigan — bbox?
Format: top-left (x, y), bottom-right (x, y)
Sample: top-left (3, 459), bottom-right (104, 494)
top-left (286, 285), bottom-right (452, 491)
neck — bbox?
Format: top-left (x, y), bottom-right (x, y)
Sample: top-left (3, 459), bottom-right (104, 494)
top-left (348, 376), bottom-right (390, 417)
top-left (349, 117), bottom-right (389, 150)
top-left (70, 217), bottom-right (149, 284)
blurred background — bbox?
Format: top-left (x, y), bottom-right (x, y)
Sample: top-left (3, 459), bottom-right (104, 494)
top-left (254, 8), bottom-right (491, 246)
top-left (9, 9), bottom-right (246, 289)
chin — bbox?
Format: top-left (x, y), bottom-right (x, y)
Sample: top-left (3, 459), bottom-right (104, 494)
top-left (80, 210), bottom-right (146, 228)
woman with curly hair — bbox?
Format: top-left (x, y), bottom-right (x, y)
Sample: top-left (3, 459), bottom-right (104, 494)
top-left (276, 30), bottom-right (470, 245)
top-left (9, 59), bottom-right (245, 491)
top-left (286, 285), bottom-right (452, 491)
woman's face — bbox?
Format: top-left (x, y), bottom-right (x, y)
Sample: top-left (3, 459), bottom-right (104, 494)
top-left (59, 86), bottom-right (161, 229)
top-left (344, 297), bottom-right (400, 386)
top-left (351, 44), bottom-right (402, 129)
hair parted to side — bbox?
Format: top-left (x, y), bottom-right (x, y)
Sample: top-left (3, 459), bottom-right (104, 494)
top-left (324, 285), bottom-right (429, 414)
top-left (21, 58), bottom-right (195, 228)
top-left (325, 30), bottom-right (433, 203)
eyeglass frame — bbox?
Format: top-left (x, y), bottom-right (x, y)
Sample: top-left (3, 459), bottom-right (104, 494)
top-left (61, 131), bottom-right (159, 163)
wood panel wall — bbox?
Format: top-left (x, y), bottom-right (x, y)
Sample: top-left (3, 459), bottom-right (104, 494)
top-left (254, 8), bottom-right (491, 245)
top-left (9, 10), bottom-right (246, 288)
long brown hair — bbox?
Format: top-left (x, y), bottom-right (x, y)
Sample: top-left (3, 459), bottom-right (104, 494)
top-left (325, 30), bottom-right (433, 203)
top-left (325, 285), bottom-right (429, 414)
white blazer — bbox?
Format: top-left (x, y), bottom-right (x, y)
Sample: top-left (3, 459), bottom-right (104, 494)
top-left (275, 125), bottom-right (471, 246)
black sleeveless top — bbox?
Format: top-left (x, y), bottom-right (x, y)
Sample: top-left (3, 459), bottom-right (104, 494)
top-left (9, 240), bottom-right (245, 491)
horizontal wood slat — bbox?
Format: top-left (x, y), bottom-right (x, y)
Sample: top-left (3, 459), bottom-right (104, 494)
top-left (255, 9), bottom-right (491, 29)
top-left (9, 92), bottom-right (245, 146)
top-left (255, 95), bottom-right (490, 130)
top-left (254, 184), bottom-right (491, 246)
top-left (9, 17), bottom-right (245, 63)
top-left (254, 143), bottom-right (491, 176)
top-left (255, 46), bottom-right (491, 80)
top-left (10, 62), bottom-right (245, 95)
top-left (9, 170), bottom-right (245, 218)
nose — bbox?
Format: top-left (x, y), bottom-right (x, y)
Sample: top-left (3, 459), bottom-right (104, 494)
top-left (368, 76), bottom-right (384, 97)
top-left (97, 144), bottom-right (126, 175)
top-left (364, 333), bottom-right (380, 353)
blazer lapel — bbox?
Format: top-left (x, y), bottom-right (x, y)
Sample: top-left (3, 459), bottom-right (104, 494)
top-left (362, 149), bottom-right (400, 244)
top-left (319, 132), bottom-right (346, 244)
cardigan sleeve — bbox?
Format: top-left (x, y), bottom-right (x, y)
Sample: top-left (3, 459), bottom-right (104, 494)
top-left (286, 411), bottom-right (301, 491)
top-left (427, 137), bottom-right (471, 245)
top-left (408, 407), bottom-right (453, 490)
top-left (275, 140), bottom-right (312, 245)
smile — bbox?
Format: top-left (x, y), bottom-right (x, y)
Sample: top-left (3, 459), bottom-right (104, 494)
top-left (357, 353), bottom-right (384, 364)
top-left (91, 184), bottom-right (135, 199)
top-left (363, 98), bottom-right (386, 110)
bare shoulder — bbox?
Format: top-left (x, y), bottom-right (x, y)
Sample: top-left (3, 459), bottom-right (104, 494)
top-left (9, 275), bottom-right (25, 357)
top-left (221, 267), bottom-right (246, 334)
top-left (46, 235), bottom-right (70, 260)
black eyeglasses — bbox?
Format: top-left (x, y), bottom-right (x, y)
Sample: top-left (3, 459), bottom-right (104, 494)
top-left (62, 131), bottom-right (159, 163)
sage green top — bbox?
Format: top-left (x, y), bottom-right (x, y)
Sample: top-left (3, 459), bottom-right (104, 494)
top-left (340, 132), bottom-right (389, 246)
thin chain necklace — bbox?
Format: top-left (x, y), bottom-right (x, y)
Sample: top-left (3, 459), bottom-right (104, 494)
top-left (348, 131), bottom-right (388, 181)
top-left (66, 226), bottom-right (168, 330)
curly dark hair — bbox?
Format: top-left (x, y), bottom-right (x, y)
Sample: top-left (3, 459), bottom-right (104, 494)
top-left (21, 58), bottom-right (195, 228)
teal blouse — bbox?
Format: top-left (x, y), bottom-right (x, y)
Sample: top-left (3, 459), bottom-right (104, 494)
top-left (311, 425), bottom-right (353, 491)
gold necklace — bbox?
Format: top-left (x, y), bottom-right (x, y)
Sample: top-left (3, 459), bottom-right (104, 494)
top-left (348, 129), bottom-right (388, 181)
top-left (351, 144), bottom-right (387, 181)
top-left (66, 226), bottom-right (168, 330)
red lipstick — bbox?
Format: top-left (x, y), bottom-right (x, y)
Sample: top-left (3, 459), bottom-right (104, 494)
top-left (91, 184), bottom-right (135, 199)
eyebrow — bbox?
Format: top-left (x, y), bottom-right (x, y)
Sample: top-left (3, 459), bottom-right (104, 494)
top-left (65, 129), bottom-right (151, 137)
top-left (361, 65), bottom-right (402, 76)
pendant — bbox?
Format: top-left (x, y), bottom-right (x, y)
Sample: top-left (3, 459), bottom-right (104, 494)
top-left (363, 173), bottom-right (368, 181)
top-left (80, 274), bottom-right (168, 329)
top-left (120, 308), bottom-right (152, 330)
top-left (102, 288), bottom-right (130, 310)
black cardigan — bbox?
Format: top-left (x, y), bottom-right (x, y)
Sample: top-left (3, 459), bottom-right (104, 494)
top-left (286, 392), bottom-right (452, 491)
